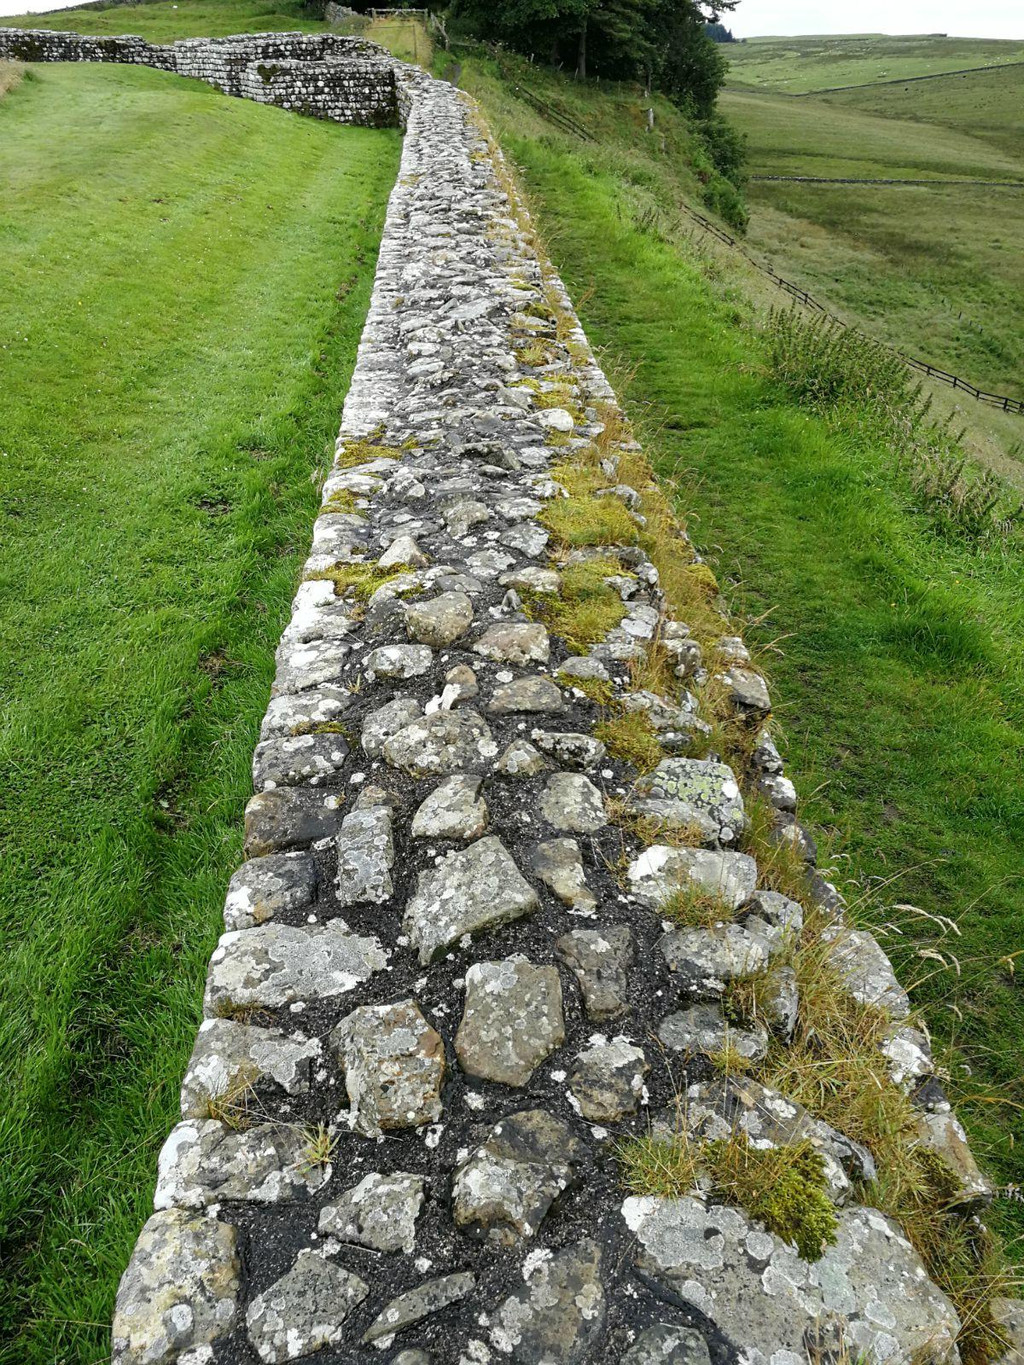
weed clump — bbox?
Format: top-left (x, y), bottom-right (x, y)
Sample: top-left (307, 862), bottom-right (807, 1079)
top-left (596, 710), bottom-right (663, 772)
top-left (661, 881), bottom-right (734, 929)
top-left (542, 493), bottom-right (641, 548)
top-left (523, 557), bottom-right (626, 651)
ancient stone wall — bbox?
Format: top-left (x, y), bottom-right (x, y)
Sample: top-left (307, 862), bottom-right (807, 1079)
top-left (0, 28), bottom-right (399, 125)
top-left (4, 29), bottom-right (1002, 1365)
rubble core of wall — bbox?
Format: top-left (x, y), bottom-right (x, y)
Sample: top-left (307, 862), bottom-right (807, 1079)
top-left (4, 27), bottom-right (1010, 1365)
top-left (0, 28), bottom-right (400, 126)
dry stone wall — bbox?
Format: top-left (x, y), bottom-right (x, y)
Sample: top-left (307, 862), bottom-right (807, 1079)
top-left (5, 30), bottom-right (1005, 1365)
top-left (0, 29), bottom-right (399, 125)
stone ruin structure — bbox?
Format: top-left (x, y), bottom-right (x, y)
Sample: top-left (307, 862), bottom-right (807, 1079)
top-left (1, 26), bottom-right (1014, 1365)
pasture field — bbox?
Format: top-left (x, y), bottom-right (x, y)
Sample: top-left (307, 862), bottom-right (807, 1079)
top-left (0, 0), bottom-right (321, 38)
top-left (724, 32), bottom-right (1024, 93)
top-left (0, 56), bottom-right (397, 1362)
top-left (460, 53), bottom-right (1024, 1276)
top-left (720, 63), bottom-right (1024, 415)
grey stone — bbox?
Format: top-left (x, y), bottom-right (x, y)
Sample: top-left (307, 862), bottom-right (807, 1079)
top-left (155, 1121), bottom-right (329, 1209)
top-left (453, 1109), bottom-right (587, 1245)
top-left (555, 927), bottom-right (634, 1020)
top-left (273, 638), bottom-right (351, 694)
top-left (632, 759), bottom-right (744, 845)
top-left (224, 852), bottom-right (315, 932)
top-left (722, 666), bottom-right (771, 717)
top-left (621, 1325), bottom-right (711, 1365)
top-left (403, 836), bottom-right (539, 964)
top-left (490, 1238), bottom-right (605, 1363)
top-left (992, 1299), bottom-right (1024, 1365)
top-left (624, 1196), bottom-right (960, 1365)
top-left (394, 1354), bottom-right (432, 1365)
top-left (758, 772), bottom-right (798, 812)
top-left (261, 686), bottom-right (351, 742)
top-left (557, 655), bottom-right (610, 684)
top-left (467, 548), bottom-right (516, 578)
top-left (539, 772), bottom-right (606, 833)
top-left (443, 662), bottom-right (479, 704)
top-left (180, 1019), bottom-right (320, 1119)
top-left (111, 1209), bottom-right (240, 1365)
top-left (362, 1272), bottom-right (476, 1345)
top-left (246, 1250), bottom-right (368, 1364)
top-left (496, 738), bottom-right (546, 777)
top-left (499, 565), bottom-right (560, 594)
top-left (204, 921), bottom-right (387, 1015)
top-left (382, 709), bottom-right (498, 778)
top-left (318, 1171), bottom-right (425, 1252)
top-left (364, 642), bottom-right (434, 681)
top-left (488, 675), bottom-right (564, 714)
top-left (244, 788), bottom-right (344, 858)
top-left (412, 775), bottom-right (488, 840)
top-left (252, 732), bottom-right (350, 791)
top-left (880, 1023), bottom-right (934, 1089)
top-left (764, 965), bottom-right (799, 1040)
top-left (332, 999), bottom-right (445, 1136)
top-left (660, 918), bottom-right (776, 1000)
top-left (821, 926), bottom-right (911, 1019)
top-left (569, 1040), bottom-right (649, 1121)
top-left (627, 845), bottom-right (757, 912)
top-left (529, 729), bottom-right (606, 769)
top-left (529, 839), bottom-right (596, 911)
top-left (915, 1108), bottom-right (994, 1209)
top-left (362, 696), bottom-right (423, 758)
top-left (474, 622), bottom-right (550, 665)
top-left (743, 888), bottom-right (803, 936)
top-left (406, 591), bottom-right (475, 646)
top-left (445, 498), bottom-right (490, 537)
top-left (501, 520), bottom-right (549, 557)
top-left (657, 1004), bottom-right (768, 1064)
top-left (335, 804), bottom-right (394, 906)
top-left (378, 534), bottom-right (429, 569)
top-left (456, 959), bottom-right (565, 1086)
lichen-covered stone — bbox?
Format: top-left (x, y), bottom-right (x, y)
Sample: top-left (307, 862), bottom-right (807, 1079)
top-left (363, 642), bottom-right (434, 680)
top-left (657, 1003), bottom-right (768, 1064)
top-left (335, 804), bottom-right (394, 905)
top-left (488, 675), bottom-right (565, 714)
top-left (529, 838), bottom-right (596, 911)
top-left (722, 666), bottom-right (771, 717)
top-left (621, 1325), bottom-right (712, 1365)
top-left (243, 788), bottom-right (344, 858)
top-left (569, 1039), bottom-right (648, 1121)
top-left (453, 1109), bottom-right (586, 1244)
top-left (660, 922), bottom-right (773, 1001)
top-left (204, 921), bottom-right (387, 1015)
top-left (627, 845), bottom-right (757, 912)
top-left (412, 774), bottom-right (488, 840)
top-left (474, 622), bottom-right (550, 665)
top-left (915, 1107), bottom-right (994, 1209)
top-left (246, 1250), bottom-right (368, 1363)
top-left (155, 1121), bottom-right (329, 1209)
top-left (822, 926), bottom-right (911, 1019)
top-left (456, 959), bottom-right (565, 1086)
top-left (361, 695), bottom-right (422, 757)
top-left (490, 1238), bottom-right (606, 1363)
top-left (252, 732), bottom-right (350, 792)
top-left (111, 1209), bottom-right (240, 1365)
top-left (624, 1196), bottom-right (960, 1365)
top-left (332, 998), bottom-right (445, 1136)
top-left (555, 926), bottom-right (633, 1019)
top-left (224, 852), bottom-right (315, 932)
top-left (180, 1019), bottom-right (320, 1119)
top-left (405, 591), bottom-right (475, 646)
top-left (539, 771), bottom-right (606, 833)
top-left (496, 737), bottom-right (546, 777)
top-left (403, 836), bottom-right (539, 964)
top-left (382, 708), bottom-right (498, 777)
top-left (632, 758), bottom-right (744, 845)
top-left (318, 1171), bottom-right (425, 1252)
top-left (362, 1272), bottom-right (476, 1345)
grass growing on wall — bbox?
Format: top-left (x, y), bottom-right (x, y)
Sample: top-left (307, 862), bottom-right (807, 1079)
top-left (462, 63), bottom-right (1024, 1270)
top-left (0, 61), bottom-right (398, 1363)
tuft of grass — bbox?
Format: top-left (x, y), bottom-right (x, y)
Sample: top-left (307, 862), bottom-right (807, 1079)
top-left (299, 1123), bottom-right (336, 1174)
top-left (739, 790), bottom-right (812, 902)
top-left (661, 881), bottom-right (735, 929)
top-left (523, 556), bottom-right (627, 651)
top-left (541, 492), bottom-right (642, 548)
top-left (317, 489), bottom-right (361, 517)
top-left (617, 1130), bottom-right (700, 1199)
top-left (304, 562), bottom-right (406, 602)
top-left (334, 437), bottom-right (404, 468)
top-left (204, 1064), bottom-right (260, 1131)
top-left (595, 710), bottom-right (663, 773)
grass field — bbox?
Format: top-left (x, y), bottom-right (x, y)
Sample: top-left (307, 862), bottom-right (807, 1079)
top-left (460, 55), bottom-right (1024, 1288)
top-left (0, 0), bottom-right (321, 38)
top-left (724, 32), bottom-right (1024, 93)
top-left (720, 46), bottom-right (1024, 422)
top-left (0, 56), bottom-right (398, 1363)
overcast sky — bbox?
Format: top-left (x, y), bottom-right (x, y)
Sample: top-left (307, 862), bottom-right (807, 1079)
top-left (0, 0), bottom-right (1021, 39)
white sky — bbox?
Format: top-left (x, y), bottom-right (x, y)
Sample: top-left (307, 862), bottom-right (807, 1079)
top-left (0, 0), bottom-right (1021, 39)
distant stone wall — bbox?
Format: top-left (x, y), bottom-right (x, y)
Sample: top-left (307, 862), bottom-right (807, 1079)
top-left (0, 28), bottom-right (400, 126)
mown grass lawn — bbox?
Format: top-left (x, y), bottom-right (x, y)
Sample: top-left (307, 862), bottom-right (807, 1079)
top-left (465, 66), bottom-right (1024, 1261)
top-left (0, 60), bottom-right (398, 1363)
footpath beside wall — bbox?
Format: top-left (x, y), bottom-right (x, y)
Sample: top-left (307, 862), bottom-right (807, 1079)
top-left (0, 29), bottom-right (400, 124)
top-left (4, 32), bottom-right (1010, 1365)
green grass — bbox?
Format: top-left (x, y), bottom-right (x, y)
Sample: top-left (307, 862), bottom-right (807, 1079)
top-left (724, 33), bottom-right (1024, 95)
top-left (0, 59), bottom-right (398, 1363)
top-left (0, 0), bottom-right (322, 38)
top-left (719, 70), bottom-right (1024, 409)
top-left (462, 60), bottom-right (1024, 1271)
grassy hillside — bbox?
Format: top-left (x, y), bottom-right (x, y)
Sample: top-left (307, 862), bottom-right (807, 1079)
top-left (725, 32), bottom-right (1024, 94)
top-left (0, 56), bottom-right (397, 1364)
top-left (0, 0), bottom-right (321, 37)
top-left (720, 62), bottom-right (1024, 423)
top-left (459, 55), bottom-right (1024, 1304)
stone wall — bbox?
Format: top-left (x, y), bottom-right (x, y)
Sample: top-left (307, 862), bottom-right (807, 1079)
top-left (6, 28), bottom-right (1005, 1365)
top-left (0, 28), bottom-right (399, 126)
